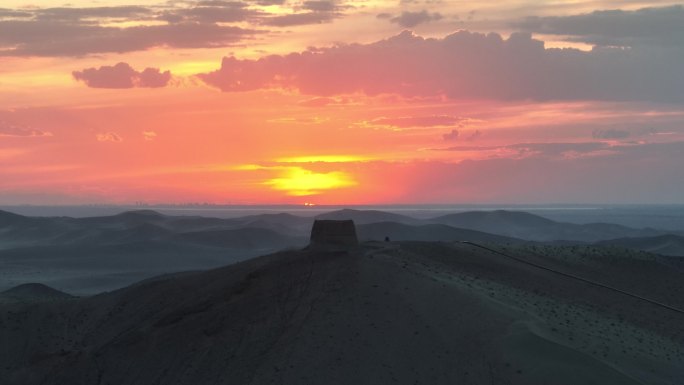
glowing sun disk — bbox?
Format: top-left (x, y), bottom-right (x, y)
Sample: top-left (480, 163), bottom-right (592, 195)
top-left (266, 167), bottom-right (356, 196)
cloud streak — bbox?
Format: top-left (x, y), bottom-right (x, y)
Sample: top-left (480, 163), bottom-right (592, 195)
top-left (0, 121), bottom-right (52, 137)
top-left (389, 10), bottom-right (443, 28)
top-left (514, 5), bottom-right (684, 48)
top-left (0, 1), bottom-right (356, 56)
top-left (370, 115), bottom-right (467, 128)
top-left (0, 2), bottom-right (272, 57)
top-left (0, 20), bottom-right (259, 56)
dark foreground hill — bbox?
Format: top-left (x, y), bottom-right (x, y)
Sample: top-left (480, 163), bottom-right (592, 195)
top-left (1, 242), bottom-right (682, 385)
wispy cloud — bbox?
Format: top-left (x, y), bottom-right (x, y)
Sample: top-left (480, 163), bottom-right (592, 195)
top-left (367, 115), bottom-right (469, 129)
top-left (142, 130), bottom-right (158, 141)
top-left (96, 132), bottom-right (123, 142)
top-left (388, 10), bottom-right (443, 28)
top-left (0, 120), bottom-right (52, 137)
top-left (0, 0), bottom-right (357, 56)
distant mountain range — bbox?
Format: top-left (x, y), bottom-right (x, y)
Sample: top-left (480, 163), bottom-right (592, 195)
top-left (427, 210), bottom-right (669, 243)
top-left (2, 207), bottom-right (682, 250)
top-left (0, 209), bottom-right (307, 249)
top-left (0, 209), bottom-right (309, 294)
top-left (1, 208), bottom-right (681, 295)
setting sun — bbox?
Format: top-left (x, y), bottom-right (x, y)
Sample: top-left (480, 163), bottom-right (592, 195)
top-left (265, 167), bottom-right (357, 196)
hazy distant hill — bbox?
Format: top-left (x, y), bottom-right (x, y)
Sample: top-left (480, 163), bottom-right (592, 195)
top-left (0, 210), bottom-right (72, 248)
top-left (0, 210), bottom-right (307, 294)
top-left (357, 221), bottom-right (524, 244)
top-left (230, 213), bottom-right (314, 235)
top-left (3, 208), bottom-right (674, 247)
top-left (3, 208), bottom-right (683, 296)
top-left (1, 242), bottom-right (682, 385)
top-left (0, 283), bottom-right (73, 302)
top-left (0, 209), bottom-right (32, 225)
top-left (169, 227), bottom-right (307, 250)
top-left (430, 210), bottom-right (665, 242)
top-left (0, 209), bottom-right (306, 248)
top-left (74, 210), bottom-right (238, 232)
top-left (315, 208), bottom-right (420, 225)
top-left (597, 234), bottom-right (684, 256)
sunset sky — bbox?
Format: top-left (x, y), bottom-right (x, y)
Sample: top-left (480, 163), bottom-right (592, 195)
top-left (1, 0), bottom-right (683, 205)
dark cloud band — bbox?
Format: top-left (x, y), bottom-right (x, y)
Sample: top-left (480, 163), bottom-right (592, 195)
top-left (198, 30), bottom-right (684, 103)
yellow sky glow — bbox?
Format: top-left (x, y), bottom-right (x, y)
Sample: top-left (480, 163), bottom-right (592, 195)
top-left (275, 155), bottom-right (373, 163)
top-left (265, 167), bottom-right (357, 196)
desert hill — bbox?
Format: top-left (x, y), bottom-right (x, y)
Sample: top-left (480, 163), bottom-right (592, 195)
top-left (357, 221), bottom-right (524, 244)
top-left (0, 210), bottom-right (307, 294)
top-left (1, 208), bottom-right (675, 247)
top-left (429, 210), bottom-right (665, 242)
top-left (315, 208), bottom-right (420, 225)
top-left (597, 234), bottom-right (684, 257)
top-left (169, 227), bottom-right (307, 250)
top-left (1, 208), bottom-right (681, 296)
top-left (1, 241), bottom-right (682, 385)
top-left (0, 283), bottom-right (73, 303)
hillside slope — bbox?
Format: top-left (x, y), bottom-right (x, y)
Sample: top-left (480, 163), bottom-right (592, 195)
top-left (430, 210), bottom-right (664, 242)
top-left (357, 221), bottom-right (524, 244)
top-left (597, 234), bottom-right (684, 256)
top-left (1, 242), bottom-right (682, 385)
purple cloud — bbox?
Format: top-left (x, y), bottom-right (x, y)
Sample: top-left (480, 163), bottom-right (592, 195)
top-left (390, 10), bottom-right (442, 28)
top-left (199, 30), bottom-right (684, 103)
top-left (73, 63), bottom-right (171, 89)
top-left (514, 5), bottom-right (684, 48)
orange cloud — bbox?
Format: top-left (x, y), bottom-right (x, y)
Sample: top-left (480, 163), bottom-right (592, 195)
top-left (142, 130), bottom-right (157, 141)
top-left (96, 132), bottom-right (123, 142)
top-left (0, 120), bottom-right (52, 137)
